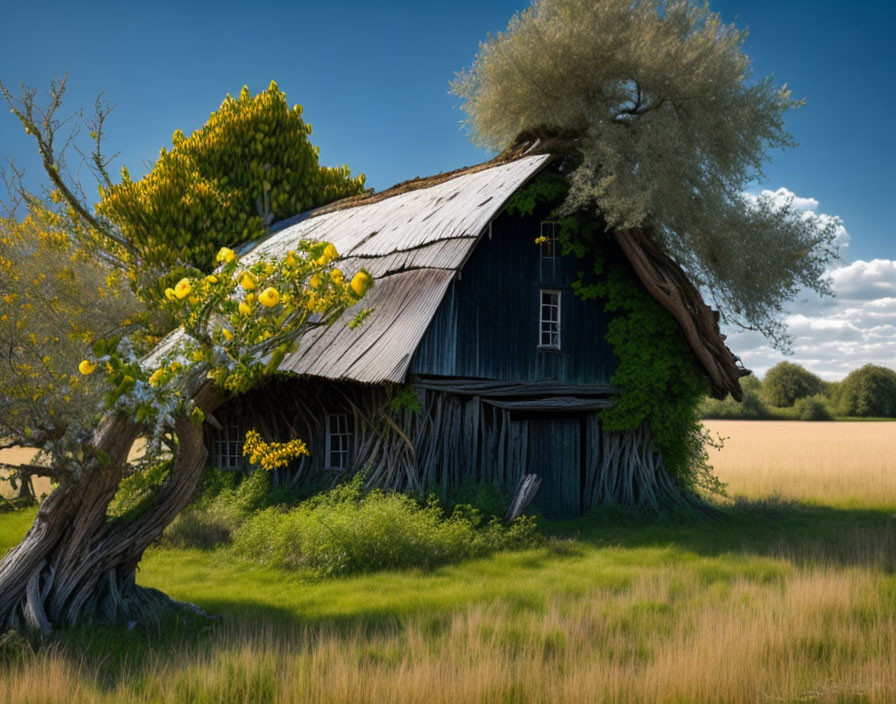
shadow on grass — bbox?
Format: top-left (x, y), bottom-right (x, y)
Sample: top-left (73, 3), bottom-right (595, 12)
top-left (543, 497), bottom-right (896, 573)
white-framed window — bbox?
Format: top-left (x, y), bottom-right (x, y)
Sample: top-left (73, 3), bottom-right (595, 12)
top-left (326, 413), bottom-right (353, 469)
top-left (539, 289), bottom-right (561, 350)
top-left (212, 424), bottom-right (243, 470)
top-left (540, 221), bottom-right (558, 259)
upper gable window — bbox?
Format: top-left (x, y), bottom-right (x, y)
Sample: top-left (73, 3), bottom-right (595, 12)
top-left (539, 289), bottom-right (561, 350)
top-left (539, 221), bottom-right (558, 260)
top-left (326, 413), bottom-right (353, 469)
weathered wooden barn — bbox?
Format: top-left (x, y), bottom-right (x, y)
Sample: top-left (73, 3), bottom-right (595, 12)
top-left (203, 153), bottom-right (745, 519)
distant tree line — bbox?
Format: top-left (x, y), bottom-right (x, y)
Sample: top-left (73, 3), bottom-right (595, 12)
top-left (700, 363), bottom-right (896, 421)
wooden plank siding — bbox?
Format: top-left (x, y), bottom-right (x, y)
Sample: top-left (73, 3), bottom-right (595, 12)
top-left (410, 210), bottom-right (618, 385)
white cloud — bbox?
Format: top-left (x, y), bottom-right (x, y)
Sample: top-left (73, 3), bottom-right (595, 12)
top-left (721, 190), bottom-right (894, 381)
top-left (725, 256), bottom-right (896, 380)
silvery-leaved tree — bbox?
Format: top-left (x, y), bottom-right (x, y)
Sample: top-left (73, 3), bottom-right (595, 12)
top-left (0, 77), bottom-right (371, 633)
top-left (451, 0), bottom-right (840, 349)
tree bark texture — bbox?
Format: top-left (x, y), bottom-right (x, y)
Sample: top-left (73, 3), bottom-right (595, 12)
top-left (0, 382), bottom-right (223, 635)
top-left (614, 228), bottom-right (749, 400)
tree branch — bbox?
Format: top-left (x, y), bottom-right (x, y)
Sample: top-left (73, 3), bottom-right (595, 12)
top-left (0, 76), bottom-right (137, 263)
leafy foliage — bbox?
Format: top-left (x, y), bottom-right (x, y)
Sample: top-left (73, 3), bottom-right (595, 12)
top-left (0, 204), bottom-right (142, 454)
top-left (794, 395), bottom-right (832, 421)
top-left (452, 0), bottom-right (840, 347)
top-left (231, 476), bottom-right (540, 577)
top-left (576, 247), bottom-right (716, 493)
top-left (762, 361), bottom-right (827, 407)
top-left (162, 468), bottom-right (271, 549)
top-left (699, 378), bottom-right (770, 420)
top-left (834, 365), bottom-right (896, 418)
top-left (96, 82), bottom-right (366, 297)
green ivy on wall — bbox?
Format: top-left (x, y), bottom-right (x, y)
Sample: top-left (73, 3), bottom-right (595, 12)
top-left (506, 174), bottom-right (722, 497)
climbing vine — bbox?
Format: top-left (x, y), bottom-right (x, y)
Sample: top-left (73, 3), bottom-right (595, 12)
top-left (507, 173), bottom-right (723, 497)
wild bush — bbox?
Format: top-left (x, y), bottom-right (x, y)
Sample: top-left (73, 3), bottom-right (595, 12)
top-left (162, 469), bottom-right (270, 549)
top-left (699, 390), bottom-right (770, 420)
top-left (794, 395), bottom-right (833, 421)
top-left (835, 365), bottom-right (896, 417)
top-left (445, 480), bottom-right (510, 518)
top-left (232, 477), bottom-right (541, 576)
top-left (762, 362), bottom-right (827, 407)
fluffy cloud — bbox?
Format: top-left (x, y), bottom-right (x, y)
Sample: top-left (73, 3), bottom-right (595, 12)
top-left (721, 190), bottom-right (894, 381)
top-left (724, 257), bottom-right (896, 380)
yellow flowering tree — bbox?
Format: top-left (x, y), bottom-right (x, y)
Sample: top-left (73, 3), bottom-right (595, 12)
top-left (0, 77), bottom-right (374, 633)
top-left (1, 77), bottom-right (366, 304)
top-left (0, 204), bottom-right (142, 500)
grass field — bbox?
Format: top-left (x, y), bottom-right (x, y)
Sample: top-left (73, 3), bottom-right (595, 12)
top-left (1, 421), bottom-right (895, 703)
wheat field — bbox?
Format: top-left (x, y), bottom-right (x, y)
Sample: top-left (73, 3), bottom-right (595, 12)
top-left (705, 420), bottom-right (896, 506)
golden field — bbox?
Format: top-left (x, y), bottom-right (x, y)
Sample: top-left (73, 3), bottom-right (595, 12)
top-left (1, 421), bottom-right (895, 703)
top-left (705, 420), bottom-right (896, 507)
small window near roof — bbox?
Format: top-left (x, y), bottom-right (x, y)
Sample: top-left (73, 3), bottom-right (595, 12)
top-left (326, 413), bottom-right (353, 469)
top-left (212, 424), bottom-right (243, 470)
top-left (539, 290), bottom-right (561, 350)
top-left (539, 221), bottom-right (558, 259)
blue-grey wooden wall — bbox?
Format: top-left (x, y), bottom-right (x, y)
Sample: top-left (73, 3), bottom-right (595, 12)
top-left (410, 211), bottom-right (618, 384)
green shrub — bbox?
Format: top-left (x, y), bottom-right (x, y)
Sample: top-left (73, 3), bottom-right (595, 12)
top-left (107, 460), bottom-right (172, 521)
top-left (445, 480), bottom-right (509, 518)
top-left (163, 469), bottom-right (270, 549)
top-left (794, 394), bottom-right (832, 421)
top-left (835, 365), bottom-right (896, 417)
top-left (762, 362), bottom-right (827, 407)
top-left (699, 390), bottom-right (770, 420)
top-left (232, 477), bottom-right (540, 576)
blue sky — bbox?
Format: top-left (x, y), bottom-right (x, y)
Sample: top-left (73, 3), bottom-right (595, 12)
top-left (2, 0), bottom-right (894, 377)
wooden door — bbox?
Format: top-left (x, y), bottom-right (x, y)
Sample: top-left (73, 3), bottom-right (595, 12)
top-left (525, 417), bottom-right (583, 520)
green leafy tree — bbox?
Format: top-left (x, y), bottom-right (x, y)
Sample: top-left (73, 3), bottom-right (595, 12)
top-left (452, 0), bottom-right (840, 348)
top-left (835, 365), bottom-right (896, 418)
top-left (762, 361), bottom-right (827, 407)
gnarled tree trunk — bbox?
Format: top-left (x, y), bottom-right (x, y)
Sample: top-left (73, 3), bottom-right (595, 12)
top-left (0, 381), bottom-right (222, 635)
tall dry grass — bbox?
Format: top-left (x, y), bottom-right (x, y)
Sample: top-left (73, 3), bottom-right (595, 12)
top-left (1, 567), bottom-right (894, 703)
top-left (705, 420), bottom-right (896, 506)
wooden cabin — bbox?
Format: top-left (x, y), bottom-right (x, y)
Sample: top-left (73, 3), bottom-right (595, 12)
top-left (204, 154), bottom-right (744, 519)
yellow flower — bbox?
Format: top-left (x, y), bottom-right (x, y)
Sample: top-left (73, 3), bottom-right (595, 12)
top-left (259, 287), bottom-right (280, 308)
top-left (308, 274), bottom-right (321, 289)
top-left (323, 243), bottom-right (338, 261)
top-left (205, 274), bottom-right (218, 284)
top-left (534, 235), bottom-right (548, 245)
top-left (239, 301), bottom-right (252, 316)
top-left (164, 288), bottom-right (177, 302)
top-left (239, 272), bottom-right (257, 291)
top-left (148, 368), bottom-right (165, 386)
top-left (174, 278), bottom-right (192, 299)
top-left (330, 268), bottom-right (344, 283)
top-left (188, 295), bottom-right (200, 305)
top-left (78, 359), bottom-right (96, 375)
top-left (221, 327), bottom-right (234, 340)
top-left (350, 270), bottom-right (373, 297)
top-left (216, 247), bottom-right (237, 264)
top-left (284, 252), bottom-right (298, 267)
